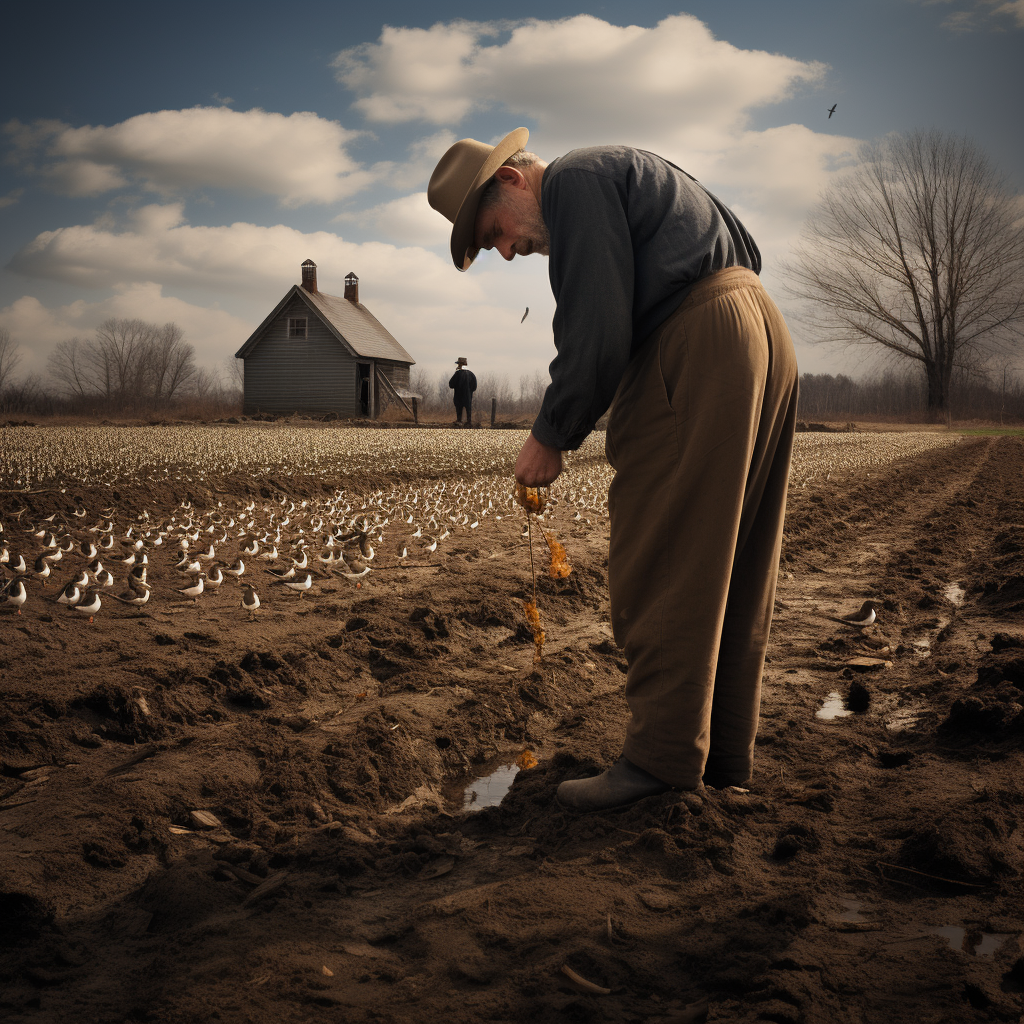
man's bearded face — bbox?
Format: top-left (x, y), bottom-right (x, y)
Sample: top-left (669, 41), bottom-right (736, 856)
top-left (473, 185), bottom-right (550, 262)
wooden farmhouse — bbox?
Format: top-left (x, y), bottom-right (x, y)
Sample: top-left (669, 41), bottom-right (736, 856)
top-left (235, 260), bottom-right (416, 418)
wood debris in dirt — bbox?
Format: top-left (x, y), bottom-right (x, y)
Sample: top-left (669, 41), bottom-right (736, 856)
top-left (419, 855), bottom-right (456, 880)
top-left (560, 964), bottom-right (611, 995)
top-left (241, 870), bottom-right (290, 906)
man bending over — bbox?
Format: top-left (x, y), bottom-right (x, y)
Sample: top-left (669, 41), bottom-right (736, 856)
top-left (428, 128), bottom-right (798, 811)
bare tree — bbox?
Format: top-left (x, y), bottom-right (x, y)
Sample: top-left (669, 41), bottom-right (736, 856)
top-left (48, 338), bottom-right (98, 398)
top-left (94, 317), bottom-right (158, 404)
top-left (190, 366), bottom-right (220, 400)
top-left (0, 327), bottom-right (20, 391)
top-left (224, 355), bottom-right (244, 391)
top-left (784, 130), bottom-right (1024, 412)
top-left (148, 322), bottom-right (196, 401)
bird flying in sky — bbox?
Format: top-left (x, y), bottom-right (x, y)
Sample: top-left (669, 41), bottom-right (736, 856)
top-left (521, 307), bottom-right (529, 323)
top-left (828, 104), bottom-right (837, 118)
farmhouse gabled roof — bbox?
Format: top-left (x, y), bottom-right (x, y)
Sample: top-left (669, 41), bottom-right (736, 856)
top-left (235, 285), bottom-right (415, 364)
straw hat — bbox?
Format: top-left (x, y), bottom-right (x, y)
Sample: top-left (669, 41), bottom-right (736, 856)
top-left (428, 127), bottom-right (530, 271)
top-left (455, 357), bottom-right (468, 366)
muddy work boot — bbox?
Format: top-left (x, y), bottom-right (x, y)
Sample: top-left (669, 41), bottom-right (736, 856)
top-left (556, 756), bottom-right (672, 811)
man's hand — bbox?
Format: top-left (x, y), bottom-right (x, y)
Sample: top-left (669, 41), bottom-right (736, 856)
top-left (515, 433), bottom-right (563, 486)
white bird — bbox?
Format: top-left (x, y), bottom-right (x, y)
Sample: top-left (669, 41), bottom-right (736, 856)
top-left (112, 587), bottom-right (150, 607)
top-left (840, 601), bottom-right (876, 627)
top-left (57, 582), bottom-right (82, 606)
top-left (341, 566), bottom-right (371, 580)
top-left (206, 566), bottom-right (224, 589)
top-left (223, 559), bottom-right (245, 577)
top-left (178, 574), bottom-right (205, 604)
top-left (242, 586), bottom-right (260, 619)
top-left (280, 573), bottom-right (312, 596)
top-left (4, 579), bottom-right (27, 614)
top-left (29, 554), bottom-right (51, 585)
top-left (73, 589), bottom-right (101, 622)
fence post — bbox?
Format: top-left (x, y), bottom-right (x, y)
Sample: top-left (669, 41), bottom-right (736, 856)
top-left (412, 397), bottom-right (419, 424)
top-left (491, 396), bottom-right (497, 427)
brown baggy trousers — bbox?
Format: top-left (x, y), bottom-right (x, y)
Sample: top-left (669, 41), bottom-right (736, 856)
top-left (605, 267), bottom-right (798, 790)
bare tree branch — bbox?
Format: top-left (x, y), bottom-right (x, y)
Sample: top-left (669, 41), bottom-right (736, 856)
top-left (783, 130), bottom-right (1024, 412)
top-left (0, 327), bottom-right (20, 391)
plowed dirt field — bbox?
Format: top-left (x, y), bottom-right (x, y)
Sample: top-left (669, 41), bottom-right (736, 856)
top-left (1, 431), bottom-right (1022, 1024)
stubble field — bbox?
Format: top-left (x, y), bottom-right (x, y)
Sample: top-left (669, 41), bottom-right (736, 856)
top-left (1, 424), bottom-right (1022, 1024)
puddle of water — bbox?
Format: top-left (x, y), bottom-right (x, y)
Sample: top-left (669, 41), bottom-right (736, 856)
top-left (838, 899), bottom-right (866, 923)
top-left (461, 764), bottom-right (519, 811)
top-left (973, 933), bottom-right (1012, 957)
top-left (944, 582), bottom-right (965, 607)
top-left (931, 925), bottom-right (966, 951)
top-left (816, 692), bottom-right (853, 720)
top-left (929, 927), bottom-right (1013, 957)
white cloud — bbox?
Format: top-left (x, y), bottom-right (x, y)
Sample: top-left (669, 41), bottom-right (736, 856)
top-left (334, 192), bottom-right (452, 247)
top-left (994, 0), bottom-right (1024, 24)
top-left (335, 15), bottom-right (826, 149)
top-left (330, 13), bottom-right (856, 273)
top-left (0, 285), bottom-right (254, 377)
top-left (0, 187), bottom-right (24, 208)
top-left (6, 202), bottom-right (469, 306)
top-left (1, 203), bottom-right (562, 384)
top-left (5, 107), bottom-right (375, 206)
top-left (0, 13), bottom-right (881, 390)
top-left (931, 0), bottom-right (1024, 29)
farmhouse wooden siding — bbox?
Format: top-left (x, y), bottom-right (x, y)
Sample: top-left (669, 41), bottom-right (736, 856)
top-left (243, 295), bottom-right (359, 415)
top-left (379, 363), bottom-right (410, 390)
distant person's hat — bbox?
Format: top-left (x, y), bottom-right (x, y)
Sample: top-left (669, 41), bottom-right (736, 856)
top-left (428, 127), bottom-right (530, 272)
top-left (456, 357), bottom-right (468, 366)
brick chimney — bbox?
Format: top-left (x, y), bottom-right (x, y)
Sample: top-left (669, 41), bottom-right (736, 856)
top-left (344, 271), bottom-right (359, 304)
top-left (300, 259), bottom-right (317, 293)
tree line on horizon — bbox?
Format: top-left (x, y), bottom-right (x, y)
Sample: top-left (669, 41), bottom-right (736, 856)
top-left (0, 318), bottom-right (241, 418)
top-left (2, 326), bottom-right (1022, 424)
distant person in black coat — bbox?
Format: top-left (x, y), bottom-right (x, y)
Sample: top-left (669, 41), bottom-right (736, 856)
top-left (449, 357), bottom-right (477, 425)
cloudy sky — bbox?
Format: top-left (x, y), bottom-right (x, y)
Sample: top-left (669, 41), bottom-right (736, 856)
top-left (2, 0), bottom-right (1022, 392)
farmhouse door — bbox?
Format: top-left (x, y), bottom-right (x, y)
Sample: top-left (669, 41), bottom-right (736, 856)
top-left (357, 363), bottom-right (370, 417)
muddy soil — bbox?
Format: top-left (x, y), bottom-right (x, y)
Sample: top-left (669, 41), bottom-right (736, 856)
top-left (1, 437), bottom-right (1022, 1024)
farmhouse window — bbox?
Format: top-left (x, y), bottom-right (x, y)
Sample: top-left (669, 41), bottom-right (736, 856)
top-left (288, 317), bottom-right (307, 339)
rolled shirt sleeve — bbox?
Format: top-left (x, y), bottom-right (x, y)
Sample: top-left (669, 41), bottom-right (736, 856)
top-left (531, 169), bottom-right (634, 451)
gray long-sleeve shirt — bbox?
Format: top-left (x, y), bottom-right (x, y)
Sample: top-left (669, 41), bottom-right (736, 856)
top-left (532, 146), bottom-right (761, 451)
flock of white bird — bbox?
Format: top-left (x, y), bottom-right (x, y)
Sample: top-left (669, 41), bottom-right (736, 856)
top-left (0, 425), bottom-right (959, 622)
top-left (0, 466), bottom-right (610, 623)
